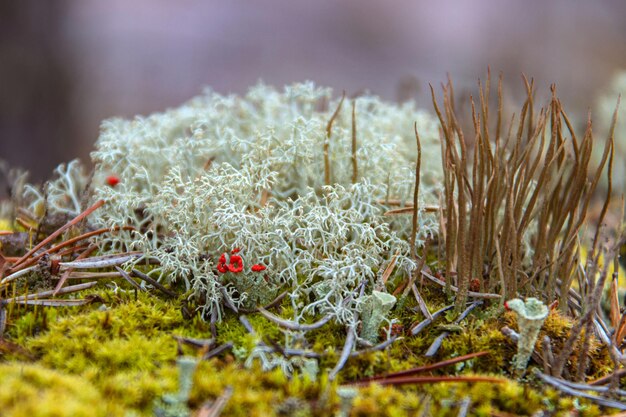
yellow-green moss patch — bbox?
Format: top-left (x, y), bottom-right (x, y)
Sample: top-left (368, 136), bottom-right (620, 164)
top-left (0, 362), bottom-right (122, 417)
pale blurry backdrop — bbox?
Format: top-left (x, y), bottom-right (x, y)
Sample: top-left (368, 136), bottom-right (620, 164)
top-left (2, 0), bottom-right (626, 183)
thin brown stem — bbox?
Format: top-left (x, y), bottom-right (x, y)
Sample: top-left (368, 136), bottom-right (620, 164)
top-left (7, 199), bottom-right (105, 273)
top-left (410, 122), bottom-right (422, 258)
top-left (351, 99), bottom-right (358, 184)
top-left (324, 92), bottom-right (345, 186)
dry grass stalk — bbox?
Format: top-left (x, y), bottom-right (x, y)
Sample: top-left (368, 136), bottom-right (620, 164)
top-left (351, 99), bottom-right (358, 184)
top-left (355, 351), bottom-right (489, 384)
top-left (410, 122), bottom-right (422, 259)
top-left (430, 74), bottom-right (616, 315)
top-left (383, 205), bottom-right (438, 216)
top-left (7, 199), bottom-right (105, 273)
top-left (52, 244), bottom-right (98, 295)
top-left (552, 235), bottom-right (623, 378)
top-left (324, 91), bottom-right (345, 186)
top-left (380, 250), bottom-right (400, 285)
top-left (348, 374), bottom-right (505, 388)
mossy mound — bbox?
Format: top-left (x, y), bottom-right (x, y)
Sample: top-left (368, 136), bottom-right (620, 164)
top-left (0, 284), bottom-right (619, 416)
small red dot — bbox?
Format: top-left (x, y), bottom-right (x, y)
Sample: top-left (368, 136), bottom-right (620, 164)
top-left (251, 264), bottom-right (266, 272)
top-left (106, 175), bottom-right (120, 187)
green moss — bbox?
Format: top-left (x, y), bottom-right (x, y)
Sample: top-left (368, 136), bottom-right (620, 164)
top-left (350, 384), bottom-right (423, 416)
top-left (0, 283), bottom-right (619, 416)
top-left (99, 367), bottom-right (179, 410)
top-left (348, 379), bottom-right (602, 416)
top-left (0, 362), bottom-right (122, 417)
top-left (0, 291), bottom-right (203, 414)
top-left (7, 307), bottom-right (59, 343)
top-left (215, 310), bottom-right (284, 360)
top-left (189, 361), bottom-right (338, 416)
top-left (437, 319), bottom-right (512, 372)
top-left (0, 360), bottom-right (604, 417)
top-left (26, 292), bottom-right (186, 374)
top-left (1, 289), bottom-right (337, 416)
top-left (3, 77), bottom-right (625, 416)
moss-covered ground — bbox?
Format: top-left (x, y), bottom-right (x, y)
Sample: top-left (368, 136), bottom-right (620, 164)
top-left (1, 275), bottom-right (621, 417)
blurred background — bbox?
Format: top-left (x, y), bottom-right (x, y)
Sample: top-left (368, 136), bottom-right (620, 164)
top-left (2, 0), bottom-right (626, 183)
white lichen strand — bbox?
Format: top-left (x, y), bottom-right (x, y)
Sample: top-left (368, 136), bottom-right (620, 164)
top-left (22, 159), bottom-right (88, 218)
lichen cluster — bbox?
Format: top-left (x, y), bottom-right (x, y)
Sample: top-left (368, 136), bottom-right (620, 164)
top-left (2, 78), bottom-right (626, 416)
top-left (13, 82), bottom-right (442, 327)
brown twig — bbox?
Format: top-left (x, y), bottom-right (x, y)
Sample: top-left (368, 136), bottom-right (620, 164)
top-left (410, 121), bottom-right (422, 258)
top-left (590, 369), bottom-right (626, 386)
top-left (130, 269), bottom-right (177, 298)
top-left (409, 304), bottom-right (455, 336)
top-left (324, 92), bottom-right (345, 186)
top-left (421, 269), bottom-right (501, 299)
top-left (425, 301), bottom-right (482, 357)
top-left (22, 226), bottom-right (135, 272)
top-left (329, 325), bottom-right (356, 381)
top-left (257, 308), bottom-right (332, 331)
top-left (8, 199), bottom-right (105, 273)
top-left (52, 244), bottom-right (98, 295)
top-left (197, 386), bottom-right (233, 417)
top-left (351, 98), bottom-right (358, 184)
top-left (359, 351), bottom-right (489, 383)
top-left (380, 250), bottom-right (400, 286)
top-left (533, 368), bottom-right (626, 410)
top-left (9, 281), bottom-right (98, 301)
top-left (347, 374), bottom-right (505, 388)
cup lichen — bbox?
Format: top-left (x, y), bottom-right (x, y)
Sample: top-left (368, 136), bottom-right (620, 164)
top-left (359, 290), bottom-right (397, 343)
top-left (505, 297), bottom-right (549, 372)
top-left (154, 356), bottom-right (199, 417)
